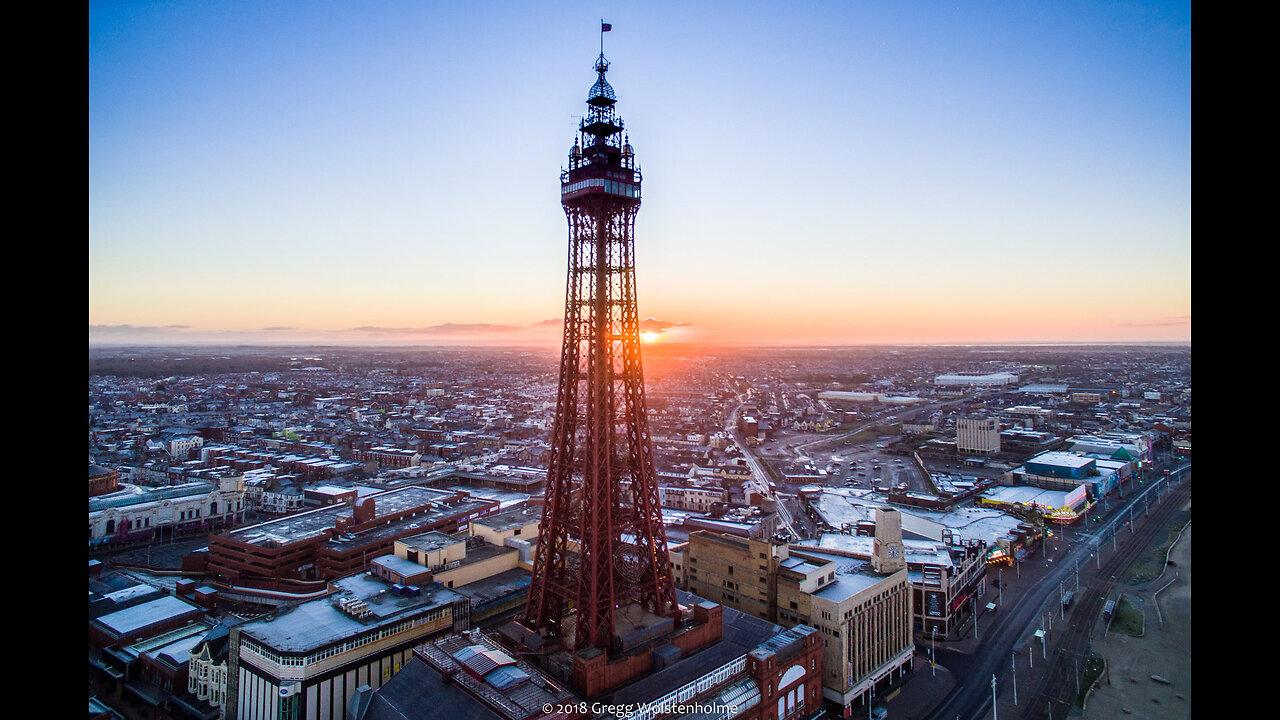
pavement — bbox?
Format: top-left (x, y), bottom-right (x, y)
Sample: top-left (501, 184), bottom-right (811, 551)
top-left (879, 662), bottom-right (956, 719)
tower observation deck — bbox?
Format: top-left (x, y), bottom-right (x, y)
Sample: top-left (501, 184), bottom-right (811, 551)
top-left (521, 46), bottom-right (677, 654)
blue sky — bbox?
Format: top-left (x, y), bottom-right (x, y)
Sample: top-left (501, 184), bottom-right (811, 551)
top-left (89, 1), bottom-right (1191, 346)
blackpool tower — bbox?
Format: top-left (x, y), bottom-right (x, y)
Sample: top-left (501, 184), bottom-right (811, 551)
top-left (521, 41), bottom-right (678, 653)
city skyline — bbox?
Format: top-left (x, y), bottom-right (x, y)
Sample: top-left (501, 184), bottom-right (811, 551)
top-left (89, 2), bottom-right (1191, 348)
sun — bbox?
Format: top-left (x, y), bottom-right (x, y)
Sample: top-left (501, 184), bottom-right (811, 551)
top-left (641, 331), bottom-right (661, 343)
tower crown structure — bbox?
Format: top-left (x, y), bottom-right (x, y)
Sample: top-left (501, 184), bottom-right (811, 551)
top-left (561, 52), bottom-right (641, 204)
top-left (523, 45), bottom-right (676, 654)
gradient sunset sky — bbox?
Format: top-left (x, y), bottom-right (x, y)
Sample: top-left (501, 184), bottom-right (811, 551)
top-left (89, 1), bottom-right (1191, 347)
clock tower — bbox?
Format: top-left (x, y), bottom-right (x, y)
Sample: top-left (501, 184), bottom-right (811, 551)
top-left (871, 507), bottom-right (907, 573)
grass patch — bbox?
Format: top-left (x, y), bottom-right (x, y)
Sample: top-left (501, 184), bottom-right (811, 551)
top-left (1076, 653), bottom-right (1105, 709)
top-left (1110, 594), bottom-right (1144, 637)
top-left (1125, 556), bottom-right (1166, 585)
top-left (1123, 509), bottom-right (1191, 585)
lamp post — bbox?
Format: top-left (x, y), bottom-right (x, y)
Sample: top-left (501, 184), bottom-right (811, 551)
top-left (931, 626), bottom-right (937, 677)
top-left (991, 674), bottom-right (998, 720)
top-left (1012, 652), bottom-right (1018, 705)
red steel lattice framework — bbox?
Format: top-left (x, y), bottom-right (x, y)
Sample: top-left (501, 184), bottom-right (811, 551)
top-left (521, 49), bottom-right (678, 652)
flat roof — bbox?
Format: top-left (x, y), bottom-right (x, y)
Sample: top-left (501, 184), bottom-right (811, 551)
top-left (471, 504), bottom-right (539, 532)
top-left (983, 485), bottom-right (1075, 508)
top-left (221, 486), bottom-right (465, 547)
top-left (398, 530), bottom-right (464, 554)
top-left (95, 596), bottom-right (201, 637)
top-left (239, 574), bottom-right (464, 653)
top-left (1027, 452), bottom-right (1095, 469)
top-left (308, 485), bottom-right (356, 496)
top-left (810, 564), bottom-right (890, 602)
top-left (451, 567), bottom-right (530, 607)
top-left (778, 556), bottom-right (828, 576)
top-left (324, 496), bottom-right (497, 552)
top-left (372, 554), bottom-right (431, 578)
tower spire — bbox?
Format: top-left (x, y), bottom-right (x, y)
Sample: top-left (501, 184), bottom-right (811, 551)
top-left (522, 45), bottom-right (675, 655)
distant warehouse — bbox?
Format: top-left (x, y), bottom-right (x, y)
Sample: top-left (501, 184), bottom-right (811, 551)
top-left (934, 372), bottom-right (1020, 387)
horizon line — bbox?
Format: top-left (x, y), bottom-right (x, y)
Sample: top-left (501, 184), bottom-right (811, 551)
top-left (88, 339), bottom-right (1192, 350)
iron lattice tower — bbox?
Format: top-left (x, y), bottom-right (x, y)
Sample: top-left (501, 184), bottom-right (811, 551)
top-left (522, 50), bottom-right (678, 652)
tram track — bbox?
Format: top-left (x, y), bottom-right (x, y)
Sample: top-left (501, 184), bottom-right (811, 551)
top-left (1017, 475), bottom-right (1192, 719)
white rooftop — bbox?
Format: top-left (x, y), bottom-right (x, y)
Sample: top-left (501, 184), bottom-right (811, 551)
top-left (809, 491), bottom-right (1023, 546)
top-left (96, 595), bottom-right (201, 637)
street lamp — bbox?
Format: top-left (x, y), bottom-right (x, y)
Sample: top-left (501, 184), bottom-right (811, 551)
top-left (931, 626), bottom-right (937, 676)
top-left (1012, 652), bottom-right (1018, 706)
top-left (991, 675), bottom-right (998, 720)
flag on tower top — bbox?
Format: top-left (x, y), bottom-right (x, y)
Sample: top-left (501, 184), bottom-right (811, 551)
top-left (602, 22), bottom-right (612, 32)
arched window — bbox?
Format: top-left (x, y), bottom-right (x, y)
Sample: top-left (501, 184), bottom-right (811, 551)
top-left (105, 519), bottom-right (115, 535)
top-left (779, 663), bottom-right (806, 689)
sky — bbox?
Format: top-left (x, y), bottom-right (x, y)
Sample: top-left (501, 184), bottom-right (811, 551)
top-left (89, 1), bottom-right (1191, 347)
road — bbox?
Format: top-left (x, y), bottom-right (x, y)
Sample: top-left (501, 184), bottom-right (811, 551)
top-left (726, 397), bottom-right (801, 540)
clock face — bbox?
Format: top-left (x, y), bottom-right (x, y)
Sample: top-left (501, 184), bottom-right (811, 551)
top-left (888, 546), bottom-right (899, 558)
